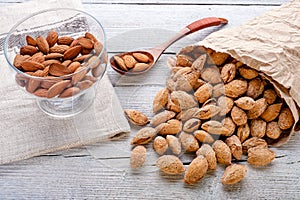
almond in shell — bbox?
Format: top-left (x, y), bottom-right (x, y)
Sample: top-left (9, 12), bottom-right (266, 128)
top-left (176, 54), bottom-right (193, 67)
top-left (155, 119), bottom-right (182, 135)
top-left (150, 110), bottom-right (176, 127)
top-left (231, 106), bottom-right (247, 126)
top-left (246, 77), bottom-right (265, 99)
top-left (212, 140), bottom-right (232, 165)
top-left (201, 65), bottom-right (222, 84)
top-left (191, 54), bottom-right (206, 71)
top-left (156, 155), bottom-right (185, 175)
top-left (250, 119), bottom-right (266, 138)
top-left (124, 109), bottom-right (149, 126)
top-left (222, 117), bottom-right (236, 136)
top-left (197, 105), bottom-right (220, 120)
top-left (238, 67), bottom-right (258, 79)
top-left (247, 146), bottom-right (276, 166)
top-left (208, 51), bottom-right (229, 65)
top-left (225, 135), bottom-right (242, 160)
top-left (170, 91), bottom-right (198, 110)
top-left (130, 145), bottom-right (147, 169)
top-left (166, 135), bottom-right (181, 155)
top-left (196, 144), bottom-right (216, 170)
top-left (183, 118), bottom-right (201, 133)
top-left (217, 96), bottom-right (234, 116)
top-left (179, 132), bottom-right (199, 153)
top-left (247, 98), bottom-right (267, 119)
top-left (201, 120), bottom-right (231, 136)
top-left (224, 79), bottom-right (248, 98)
top-left (212, 83), bottom-right (225, 98)
top-left (193, 130), bottom-right (214, 144)
top-left (278, 107), bottom-right (294, 130)
top-left (237, 123), bottom-right (250, 143)
top-left (153, 88), bottom-right (169, 113)
top-left (194, 83), bottom-right (213, 103)
top-left (221, 164), bottom-right (247, 185)
top-left (266, 121), bottom-right (282, 140)
top-left (184, 155), bottom-right (208, 185)
top-left (221, 63), bottom-right (236, 83)
top-left (242, 137), bottom-right (268, 154)
top-left (234, 96), bottom-right (255, 110)
top-left (260, 103), bottom-right (282, 122)
top-left (130, 127), bottom-right (156, 145)
top-left (263, 89), bottom-right (277, 104)
top-left (153, 136), bottom-right (168, 155)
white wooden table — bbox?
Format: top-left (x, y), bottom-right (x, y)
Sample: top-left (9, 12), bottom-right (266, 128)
top-left (1, 0), bottom-right (299, 199)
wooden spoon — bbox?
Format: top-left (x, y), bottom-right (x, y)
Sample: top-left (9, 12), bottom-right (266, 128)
top-left (110, 17), bottom-right (228, 75)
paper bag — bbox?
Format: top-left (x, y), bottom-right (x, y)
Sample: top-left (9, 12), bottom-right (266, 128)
top-left (182, 0), bottom-right (300, 146)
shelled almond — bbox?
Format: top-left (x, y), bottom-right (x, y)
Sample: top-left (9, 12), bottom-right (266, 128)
top-left (127, 45), bottom-right (297, 186)
top-left (113, 52), bottom-right (152, 72)
top-left (13, 30), bottom-right (106, 98)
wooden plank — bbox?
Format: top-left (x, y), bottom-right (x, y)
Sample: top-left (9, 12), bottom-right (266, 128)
top-left (0, 132), bottom-right (299, 199)
top-left (82, 4), bottom-right (278, 40)
top-left (0, 0), bottom-right (289, 5)
top-left (83, 0), bottom-right (288, 5)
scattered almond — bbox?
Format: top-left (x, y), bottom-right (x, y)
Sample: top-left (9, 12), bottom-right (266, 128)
top-left (130, 145), bottom-right (147, 169)
top-left (156, 155), bottom-right (184, 175)
top-left (124, 109), bottom-right (149, 126)
top-left (221, 164), bottom-right (247, 185)
top-left (184, 155), bottom-right (208, 185)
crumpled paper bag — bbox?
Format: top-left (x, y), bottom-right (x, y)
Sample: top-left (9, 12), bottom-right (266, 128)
top-left (193, 0), bottom-right (300, 146)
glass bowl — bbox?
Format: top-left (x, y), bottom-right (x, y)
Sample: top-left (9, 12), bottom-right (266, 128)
top-left (4, 8), bottom-right (107, 118)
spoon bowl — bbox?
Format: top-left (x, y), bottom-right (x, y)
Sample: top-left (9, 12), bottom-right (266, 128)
top-left (110, 17), bottom-right (228, 75)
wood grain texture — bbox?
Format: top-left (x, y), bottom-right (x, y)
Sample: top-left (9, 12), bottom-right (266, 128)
top-left (0, 0), bottom-right (299, 199)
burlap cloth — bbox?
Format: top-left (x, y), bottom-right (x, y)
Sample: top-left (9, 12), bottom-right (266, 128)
top-left (197, 0), bottom-right (300, 146)
top-left (0, 0), bottom-right (130, 164)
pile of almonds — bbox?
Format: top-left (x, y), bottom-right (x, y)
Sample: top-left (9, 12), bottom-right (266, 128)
top-left (126, 45), bottom-right (295, 185)
top-left (113, 52), bottom-right (152, 72)
top-left (13, 30), bottom-right (105, 98)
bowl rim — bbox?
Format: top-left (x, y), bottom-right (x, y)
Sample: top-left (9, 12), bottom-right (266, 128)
top-left (4, 8), bottom-right (107, 81)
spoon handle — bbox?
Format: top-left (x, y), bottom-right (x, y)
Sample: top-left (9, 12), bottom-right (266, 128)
top-left (150, 17), bottom-right (228, 57)
top-left (186, 17), bottom-right (228, 33)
